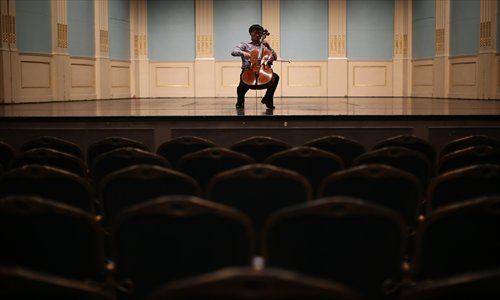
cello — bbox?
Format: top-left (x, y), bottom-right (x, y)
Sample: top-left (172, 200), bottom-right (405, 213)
top-left (241, 29), bottom-right (275, 90)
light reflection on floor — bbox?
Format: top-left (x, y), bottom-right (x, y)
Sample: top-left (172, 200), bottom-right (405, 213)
top-left (1, 97), bottom-right (500, 117)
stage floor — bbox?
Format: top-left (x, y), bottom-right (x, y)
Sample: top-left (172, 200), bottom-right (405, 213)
top-left (1, 97), bottom-right (500, 153)
top-left (1, 97), bottom-right (500, 117)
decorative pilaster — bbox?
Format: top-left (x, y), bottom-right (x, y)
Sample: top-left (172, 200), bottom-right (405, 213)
top-left (196, 0), bottom-right (213, 58)
top-left (51, 0), bottom-right (70, 101)
top-left (130, 0), bottom-right (149, 98)
top-left (480, 0), bottom-right (496, 52)
top-left (393, 0), bottom-right (411, 96)
top-left (0, 0), bottom-right (17, 102)
top-left (54, 0), bottom-right (68, 52)
top-left (95, 0), bottom-right (111, 99)
top-left (328, 0), bottom-right (346, 58)
top-left (194, 0), bottom-right (215, 97)
top-left (261, 0), bottom-right (281, 97)
top-left (478, 0), bottom-right (497, 98)
top-left (435, 0), bottom-right (449, 57)
top-left (132, 0), bottom-right (148, 58)
top-left (394, 1), bottom-right (408, 57)
top-left (434, 0), bottom-right (450, 98)
top-left (262, 0), bottom-right (280, 56)
top-left (328, 0), bottom-right (347, 96)
top-left (1, 0), bottom-right (15, 48)
top-left (96, 0), bottom-right (109, 56)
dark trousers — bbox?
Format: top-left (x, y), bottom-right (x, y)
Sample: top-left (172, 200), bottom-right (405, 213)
top-left (237, 72), bottom-right (280, 103)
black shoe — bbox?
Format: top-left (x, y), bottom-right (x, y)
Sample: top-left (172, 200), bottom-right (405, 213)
top-left (236, 102), bottom-right (244, 109)
top-left (261, 98), bottom-right (275, 109)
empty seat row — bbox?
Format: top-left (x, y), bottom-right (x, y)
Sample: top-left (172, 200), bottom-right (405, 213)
top-left (1, 194), bottom-right (499, 300)
top-left (1, 160), bottom-right (499, 231)
top-left (2, 134), bottom-right (499, 173)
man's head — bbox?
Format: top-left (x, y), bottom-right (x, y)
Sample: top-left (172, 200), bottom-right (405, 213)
top-left (248, 24), bottom-right (264, 34)
top-left (249, 24), bottom-right (265, 43)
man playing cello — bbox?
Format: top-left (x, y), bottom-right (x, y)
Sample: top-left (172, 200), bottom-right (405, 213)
top-left (231, 24), bottom-right (280, 109)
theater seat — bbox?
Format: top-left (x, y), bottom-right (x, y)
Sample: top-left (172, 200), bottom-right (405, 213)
top-left (91, 147), bottom-right (170, 187)
top-left (9, 147), bottom-right (88, 178)
top-left (156, 135), bottom-right (217, 168)
top-left (303, 135), bottom-right (365, 167)
top-left (439, 135), bottom-right (500, 159)
top-left (20, 136), bottom-right (85, 160)
top-left (427, 164), bottom-right (500, 212)
top-left (207, 163), bottom-right (312, 237)
top-left (265, 146), bottom-right (344, 197)
top-left (318, 164), bottom-right (422, 228)
top-left (99, 164), bottom-right (201, 223)
top-left (262, 196), bottom-right (406, 300)
top-left (412, 195), bottom-right (500, 280)
top-left (0, 195), bottom-right (110, 285)
top-left (110, 195), bottom-right (255, 300)
top-left (230, 136), bottom-right (292, 163)
top-left (0, 165), bottom-right (96, 213)
top-left (352, 146), bottom-right (431, 190)
top-left (147, 267), bottom-right (363, 300)
top-left (437, 145), bottom-right (500, 174)
top-left (177, 147), bottom-right (255, 194)
top-left (87, 136), bottom-right (150, 169)
top-left (372, 134), bottom-right (436, 172)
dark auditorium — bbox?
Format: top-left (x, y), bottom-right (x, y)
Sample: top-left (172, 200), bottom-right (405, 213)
top-left (1, 0), bottom-right (500, 299)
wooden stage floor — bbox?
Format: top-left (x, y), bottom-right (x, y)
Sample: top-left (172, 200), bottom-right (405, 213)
top-left (1, 97), bottom-right (500, 117)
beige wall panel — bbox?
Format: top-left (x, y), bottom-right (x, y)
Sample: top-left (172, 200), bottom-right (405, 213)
top-left (221, 66), bottom-right (240, 87)
top-left (150, 62), bottom-right (194, 97)
top-left (110, 61), bottom-right (131, 98)
top-left (111, 66), bottom-right (130, 87)
top-left (413, 65), bottom-right (433, 86)
top-left (215, 61), bottom-right (242, 97)
top-left (449, 57), bottom-right (478, 98)
top-left (21, 62), bottom-right (51, 88)
top-left (18, 55), bottom-right (53, 101)
top-left (70, 58), bottom-right (96, 100)
top-left (156, 67), bottom-right (189, 87)
top-left (451, 62), bottom-right (476, 86)
top-left (71, 64), bottom-right (94, 87)
top-left (348, 61), bottom-right (393, 96)
top-left (281, 61), bottom-right (327, 97)
top-left (412, 59), bottom-right (434, 97)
